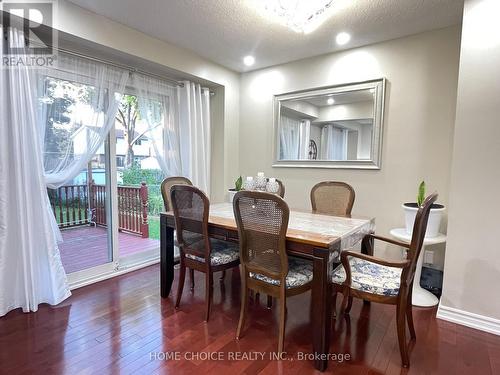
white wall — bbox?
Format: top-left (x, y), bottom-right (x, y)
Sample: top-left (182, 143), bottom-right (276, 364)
top-left (52, 0), bottom-right (240, 203)
top-left (239, 27), bottom-right (460, 265)
top-left (440, 0), bottom-right (500, 322)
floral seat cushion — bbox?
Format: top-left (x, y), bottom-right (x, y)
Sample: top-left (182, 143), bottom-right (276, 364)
top-left (250, 257), bottom-right (313, 289)
top-left (331, 256), bottom-right (402, 296)
top-left (185, 238), bottom-right (239, 266)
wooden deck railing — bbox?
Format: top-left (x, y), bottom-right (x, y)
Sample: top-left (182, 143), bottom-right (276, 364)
top-left (48, 182), bottom-right (149, 238)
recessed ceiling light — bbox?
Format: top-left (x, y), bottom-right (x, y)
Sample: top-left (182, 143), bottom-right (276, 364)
top-left (327, 98), bottom-right (335, 105)
top-left (336, 32), bottom-right (351, 45)
top-left (243, 55), bottom-right (255, 66)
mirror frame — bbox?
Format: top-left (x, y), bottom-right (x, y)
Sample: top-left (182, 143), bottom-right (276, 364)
top-left (272, 78), bottom-right (386, 170)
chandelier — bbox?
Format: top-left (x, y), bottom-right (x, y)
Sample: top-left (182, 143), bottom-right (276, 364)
top-left (257, 0), bottom-right (335, 34)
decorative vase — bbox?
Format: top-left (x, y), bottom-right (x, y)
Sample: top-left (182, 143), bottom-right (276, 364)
top-left (243, 176), bottom-right (255, 191)
top-left (266, 178), bottom-right (280, 194)
top-left (255, 172), bottom-right (267, 191)
top-left (403, 203), bottom-right (445, 238)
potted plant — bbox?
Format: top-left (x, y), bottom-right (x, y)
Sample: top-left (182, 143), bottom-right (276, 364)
top-left (403, 181), bottom-right (445, 238)
top-left (228, 176), bottom-right (242, 203)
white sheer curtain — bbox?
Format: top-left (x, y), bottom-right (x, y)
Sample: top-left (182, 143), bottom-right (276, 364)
top-left (0, 28), bottom-right (71, 317)
top-left (321, 125), bottom-right (347, 160)
top-left (39, 53), bottom-right (129, 189)
top-left (133, 73), bottom-right (182, 177)
top-left (279, 115), bottom-right (300, 159)
top-left (178, 81), bottom-right (211, 193)
top-left (298, 119), bottom-right (311, 160)
top-left (38, 53), bottom-right (128, 242)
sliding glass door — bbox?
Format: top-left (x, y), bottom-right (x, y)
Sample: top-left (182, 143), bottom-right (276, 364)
top-left (114, 94), bottom-right (162, 266)
top-left (43, 75), bottom-right (119, 281)
top-left (41, 76), bottom-right (161, 287)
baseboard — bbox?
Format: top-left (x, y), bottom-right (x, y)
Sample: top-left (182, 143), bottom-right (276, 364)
top-left (437, 303), bottom-right (500, 336)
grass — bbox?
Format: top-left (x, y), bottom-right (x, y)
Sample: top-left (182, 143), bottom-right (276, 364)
top-left (148, 216), bottom-right (160, 240)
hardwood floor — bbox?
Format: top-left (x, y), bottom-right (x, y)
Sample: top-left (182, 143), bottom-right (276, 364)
top-left (1, 264), bottom-right (499, 374)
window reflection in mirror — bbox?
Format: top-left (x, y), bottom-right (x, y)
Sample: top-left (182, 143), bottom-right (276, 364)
top-left (279, 89), bottom-right (374, 161)
top-left (274, 79), bottom-right (385, 169)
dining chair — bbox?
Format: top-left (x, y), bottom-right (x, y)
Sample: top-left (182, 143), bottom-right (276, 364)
top-left (171, 185), bottom-right (240, 322)
top-left (160, 176), bottom-right (192, 212)
top-left (161, 176), bottom-right (201, 289)
top-left (310, 181), bottom-right (355, 216)
top-left (331, 193), bottom-right (438, 367)
top-left (233, 191), bottom-right (313, 353)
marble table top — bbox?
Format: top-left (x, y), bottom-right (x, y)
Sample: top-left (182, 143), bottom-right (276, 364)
top-left (207, 203), bottom-right (375, 249)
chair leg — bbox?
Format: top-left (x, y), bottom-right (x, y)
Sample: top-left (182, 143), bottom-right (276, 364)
top-left (341, 290), bottom-right (353, 315)
top-left (332, 291), bottom-right (338, 319)
top-left (236, 279), bottom-right (249, 339)
top-left (220, 270), bottom-right (226, 282)
top-left (175, 261), bottom-right (186, 308)
top-left (396, 299), bottom-right (410, 367)
top-left (345, 296), bottom-right (353, 314)
top-left (204, 272), bottom-right (213, 322)
top-left (267, 295), bottom-right (273, 309)
top-left (278, 289), bottom-right (287, 354)
top-left (189, 268), bottom-right (195, 291)
top-left (407, 290), bottom-right (416, 340)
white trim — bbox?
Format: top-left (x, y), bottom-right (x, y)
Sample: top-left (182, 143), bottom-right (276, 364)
top-left (69, 257), bottom-right (159, 290)
top-left (437, 303), bottom-right (500, 336)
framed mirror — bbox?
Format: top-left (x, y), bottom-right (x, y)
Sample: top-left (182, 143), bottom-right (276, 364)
top-left (273, 78), bottom-right (386, 169)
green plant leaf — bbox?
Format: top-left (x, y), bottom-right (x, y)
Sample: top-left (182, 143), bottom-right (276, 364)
top-left (235, 176), bottom-right (243, 191)
top-left (417, 180), bottom-right (426, 206)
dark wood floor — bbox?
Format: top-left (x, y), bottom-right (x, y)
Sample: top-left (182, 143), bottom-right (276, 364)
top-left (1, 265), bottom-right (499, 375)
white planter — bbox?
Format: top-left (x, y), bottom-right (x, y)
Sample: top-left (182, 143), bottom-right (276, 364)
top-left (228, 189), bottom-right (237, 203)
top-left (403, 203), bottom-right (445, 238)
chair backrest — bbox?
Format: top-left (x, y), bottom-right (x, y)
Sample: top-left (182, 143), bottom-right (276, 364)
top-left (161, 176), bottom-right (192, 211)
top-left (310, 181), bottom-right (355, 216)
top-left (405, 193), bottom-right (439, 286)
top-left (170, 185), bottom-right (210, 261)
top-left (267, 178), bottom-right (286, 198)
top-left (233, 191), bottom-right (290, 282)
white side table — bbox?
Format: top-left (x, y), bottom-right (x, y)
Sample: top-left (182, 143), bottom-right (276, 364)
top-left (389, 228), bottom-right (446, 307)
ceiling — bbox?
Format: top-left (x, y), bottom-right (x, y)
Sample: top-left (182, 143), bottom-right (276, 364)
top-left (67, 0), bottom-right (463, 72)
top-left (299, 89), bottom-right (374, 107)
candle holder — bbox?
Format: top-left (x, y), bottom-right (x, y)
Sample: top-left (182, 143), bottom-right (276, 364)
top-left (255, 172), bottom-right (267, 191)
top-left (243, 176), bottom-right (255, 191)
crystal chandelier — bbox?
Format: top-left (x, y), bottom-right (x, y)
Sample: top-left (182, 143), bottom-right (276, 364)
top-left (258, 0), bottom-right (335, 34)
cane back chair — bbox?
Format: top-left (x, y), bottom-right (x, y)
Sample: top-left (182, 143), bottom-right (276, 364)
top-left (233, 191), bottom-right (313, 353)
top-left (171, 185), bottom-right (240, 321)
top-left (310, 181), bottom-right (355, 216)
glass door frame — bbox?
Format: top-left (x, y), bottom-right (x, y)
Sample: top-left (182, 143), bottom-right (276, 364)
top-left (66, 97), bottom-right (160, 289)
top-left (66, 131), bottom-right (120, 288)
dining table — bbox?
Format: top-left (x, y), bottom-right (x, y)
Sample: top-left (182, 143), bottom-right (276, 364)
top-left (160, 202), bottom-right (375, 371)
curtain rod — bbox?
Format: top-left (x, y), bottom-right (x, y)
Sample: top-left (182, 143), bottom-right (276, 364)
top-left (46, 44), bottom-right (215, 95)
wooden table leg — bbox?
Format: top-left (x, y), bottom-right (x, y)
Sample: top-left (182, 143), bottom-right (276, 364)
top-left (160, 215), bottom-right (175, 298)
top-left (361, 233), bottom-right (374, 256)
top-left (361, 233), bottom-right (374, 305)
top-left (311, 248), bottom-right (331, 372)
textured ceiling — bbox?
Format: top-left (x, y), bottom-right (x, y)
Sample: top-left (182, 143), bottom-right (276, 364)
top-left (67, 0), bottom-right (463, 72)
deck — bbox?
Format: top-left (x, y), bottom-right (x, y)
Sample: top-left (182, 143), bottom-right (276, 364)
top-left (59, 226), bottom-right (159, 274)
